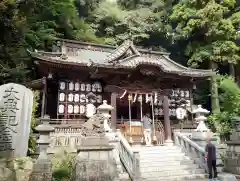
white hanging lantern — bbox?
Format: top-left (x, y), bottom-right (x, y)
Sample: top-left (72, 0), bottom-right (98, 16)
top-left (74, 94), bottom-right (80, 102)
top-left (80, 94), bottom-right (86, 103)
top-left (59, 82), bottom-right (66, 90)
top-left (68, 105), bottom-right (74, 113)
top-left (80, 83), bottom-right (85, 91)
top-left (68, 93), bottom-right (74, 102)
top-left (75, 82), bottom-right (80, 91)
top-left (59, 93), bottom-right (65, 102)
top-left (58, 104), bottom-right (65, 114)
top-left (74, 105), bottom-right (80, 114)
top-left (86, 84), bottom-right (91, 92)
top-left (69, 82), bottom-right (74, 90)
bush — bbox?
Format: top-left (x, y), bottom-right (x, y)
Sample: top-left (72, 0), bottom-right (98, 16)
top-left (208, 76), bottom-right (240, 141)
top-left (208, 112), bottom-right (233, 141)
top-left (28, 90), bottom-right (40, 154)
top-left (52, 151), bottom-right (76, 181)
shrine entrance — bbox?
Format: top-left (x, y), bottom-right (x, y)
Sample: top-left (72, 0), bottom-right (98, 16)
top-left (105, 85), bottom-right (171, 145)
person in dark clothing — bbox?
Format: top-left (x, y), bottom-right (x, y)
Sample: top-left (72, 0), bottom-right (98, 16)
top-left (205, 136), bottom-right (217, 181)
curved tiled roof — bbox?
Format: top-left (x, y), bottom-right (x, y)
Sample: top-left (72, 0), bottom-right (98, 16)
top-left (30, 39), bottom-right (215, 77)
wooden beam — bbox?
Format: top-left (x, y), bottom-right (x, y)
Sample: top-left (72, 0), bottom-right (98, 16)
top-left (23, 77), bottom-right (46, 89)
top-left (104, 85), bottom-right (171, 95)
top-left (41, 77), bottom-right (47, 117)
top-left (111, 93), bottom-right (117, 131)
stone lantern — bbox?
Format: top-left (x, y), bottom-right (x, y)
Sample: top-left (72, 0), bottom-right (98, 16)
top-left (97, 100), bottom-right (114, 132)
top-left (35, 115), bottom-right (55, 157)
top-left (193, 105), bottom-right (210, 132)
top-left (30, 115), bottom-right (55, 181)
top-left (191, 105), bottom-right (213, 147)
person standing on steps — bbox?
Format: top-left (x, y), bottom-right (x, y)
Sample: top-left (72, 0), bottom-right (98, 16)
top-left (142, 113), bottom-right (152, 146)
top-left (205, 135), bottom-right (217, 181)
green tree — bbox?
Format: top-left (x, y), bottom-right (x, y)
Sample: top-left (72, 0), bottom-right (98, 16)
top-left (87, 0), bottom-right (175, 47)
top-left (0, 0), bottom-right (30, 84)
top-left (89, 1), bottom-right (151, 45)
top-left (24, 0), bottom-right (101, 50)
top-left (75, 0), bottom-right (104, 18)
top-left (170, 0), bottom-right (240, 113)
top-left (208, 76), bottom-right (240, 140)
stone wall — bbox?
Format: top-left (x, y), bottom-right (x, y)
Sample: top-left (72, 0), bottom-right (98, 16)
top-left (224, 120), bottom-right (240, 175)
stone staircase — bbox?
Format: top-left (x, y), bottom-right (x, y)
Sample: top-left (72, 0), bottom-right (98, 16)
top-left (132, 145), bottom-right (208, 181)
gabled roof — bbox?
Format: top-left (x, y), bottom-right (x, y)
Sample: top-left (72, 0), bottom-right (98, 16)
top-left (105, 40), bottom-right (140, 63)
top-left (29, 39), bottom-right (215, 78)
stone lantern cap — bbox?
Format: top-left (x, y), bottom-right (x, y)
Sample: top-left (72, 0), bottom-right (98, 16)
top-left (192, 105), bottom-right (210, 114)
top-left (35, 115), bottom-right (55, 132)
top-left (97, 100), bottom-right (114, 111)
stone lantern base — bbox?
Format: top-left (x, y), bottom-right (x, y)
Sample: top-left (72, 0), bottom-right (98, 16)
top-left (73, 136), bottom-right (117, 181)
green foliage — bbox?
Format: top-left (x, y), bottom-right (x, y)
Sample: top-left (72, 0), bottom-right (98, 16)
top-left (28, 90), bottom-right (40, 155)
top-left (0, 0), bottom-right (30, 84)
top-left (0, 0), bottom-right (103, 83)
top-left (75, 0), bottom-right (104, 18)
top-left (52, 151), bottom-right (75, 181)
top-left (90, 1), bottom-right (150, 45)
top-left (24, 0), bottom-right (101, 50)
top-left (208, 76), bottom-right (240, 139)
top-left (208, 111), bottom-right (233, 139)
top-left (85, 0), bottom-right (174, 46)
top-left (218, 75), bottom-right (240, 113)
top-left (170, 0), bottom-right (240, 68)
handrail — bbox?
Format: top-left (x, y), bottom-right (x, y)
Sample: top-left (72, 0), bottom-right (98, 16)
top-left (174, 131), bottom-right (207, 172)
top-left (117, 129), bottom-right (140, 181)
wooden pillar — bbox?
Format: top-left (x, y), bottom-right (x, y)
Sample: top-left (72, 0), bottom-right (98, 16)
top-left (41, 77), bottom-right (47, 117)
top-left (163, 95), bottom-right (173, 145)
top-left (111, 92), bottom-right (117, 131)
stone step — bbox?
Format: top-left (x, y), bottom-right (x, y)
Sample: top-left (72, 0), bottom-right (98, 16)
top-left (138, 149), bottom-right (183, 154)
top-left (140, 164), bottom-right (199, 172)
top-left (139, 148), bottom-right (183, 153)
top-left (139, 152), bottom-right (185, 158)
top-left (133, 146), bottom-right (180, 151)
top-left (140, 155), bottom-right (191, 162)
top-left (140, 160), bottom-right (195, 167)
top-left (139, 150), bottom-right (183, 155)
top-left (142, 173), bottom-right (208, 181)
top-left (141, 168), bottom-right (205, 178)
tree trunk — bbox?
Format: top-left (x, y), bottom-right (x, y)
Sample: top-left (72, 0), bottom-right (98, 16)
top-left (229, 63), bottom-right (235, 79)
top-left (210, 61), bottom-right (220, 113)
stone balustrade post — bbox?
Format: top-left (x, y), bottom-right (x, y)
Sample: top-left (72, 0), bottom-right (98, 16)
top-left (133, 151), bottom-right (140, 181)
top-left (29, 115), bottom-right (54, 181)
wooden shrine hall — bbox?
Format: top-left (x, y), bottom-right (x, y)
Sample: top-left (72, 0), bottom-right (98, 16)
top-left (27, 39), bottom-right (215, 144)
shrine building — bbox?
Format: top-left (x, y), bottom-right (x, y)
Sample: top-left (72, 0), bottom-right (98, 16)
top-left (27, 39), bottom-right (215, 143)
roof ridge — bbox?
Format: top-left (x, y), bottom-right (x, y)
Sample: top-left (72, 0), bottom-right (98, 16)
top-left (59, 38), bottom-right (170, 55)
top-left (105, 40), bottom-right (140, 63)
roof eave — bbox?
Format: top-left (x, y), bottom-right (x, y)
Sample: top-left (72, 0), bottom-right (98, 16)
top-left (30, 53), bottom-right (215, 78)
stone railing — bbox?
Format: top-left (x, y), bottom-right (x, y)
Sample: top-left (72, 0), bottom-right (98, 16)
top-left (49, 118), bottom-right (86, 126)
top-left (174, 132), bottom-right (238, 181)
top-left (174, 132), bottom-right (207, 172)
top-left (117, 129), bottom-right (140, 181)
top-left (49, 127), bottom-right (84, 148)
